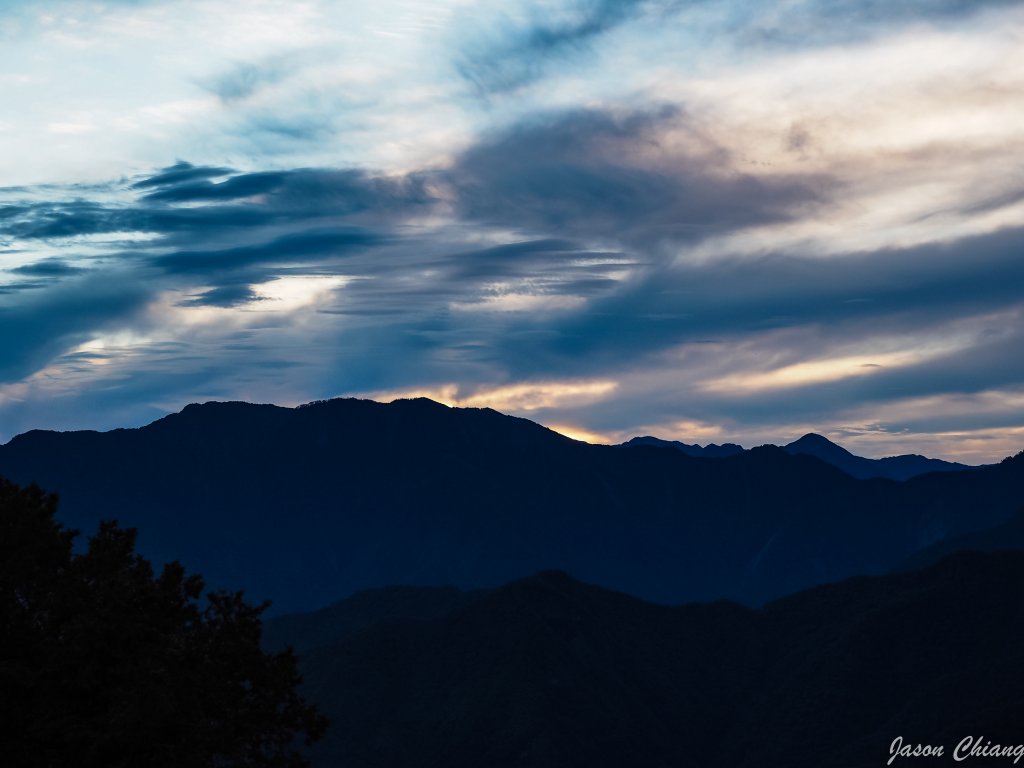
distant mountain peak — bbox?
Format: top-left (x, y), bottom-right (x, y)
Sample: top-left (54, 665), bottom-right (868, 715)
top-left (783, 433), bottom-right (973, 481)
top-left (784, 433), bottom-right (856, 461)
top-left (622, 430), bottom-right (976, 481)
top-left (385, 396), bottom-right (451, 410)
top-left (791, 432), bottom-right (833, 446)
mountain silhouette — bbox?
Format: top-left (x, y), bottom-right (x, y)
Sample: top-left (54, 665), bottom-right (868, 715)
top-left (1, 397), bottom-right (1022, 613)
top-left (269, 551), bottom-right (1024, 768)
top-left (620, 435), bottom-right (744, 458)
top-left (621, 431), bottom-right (973, 479)
top-left (783, 432), bottom-right (972, 480)
top-left (901, 504), bottom-right (1024, 570)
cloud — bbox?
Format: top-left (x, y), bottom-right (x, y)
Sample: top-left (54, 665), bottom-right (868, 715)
top-left (140, 171), bottom-right (292, 203)
top-left (151, 229), bottom-right (381, 275)
top-left (447, 106), bottom-right (825, 247)
top-left (454, 0), bottom-right (655, 94)
top-left (135, 166), bottom-right (436, 220)
top-left (806, 0), bottom-right (1020, 24)
top-left (370, 378), bottom-right (618, 413)
top-left (731, 0), bottom-right (1023, 49)
top-left (0, 165), bottom-right (428, 388)
top-left (0, 199), bottom-right (269, 239)
top-left (9, 259), bottom-right (85, 277)
top-left (204, 56), bottom-right (300, 103)
top-left (1, 166), bottom-right (435, 241)
top-left (4, 150), bottom-right (1020, 453)
top-left (130, 161), bottom-right (233, 189)
top-left (508, 225), bottom-right (1024, 372)
top-left (0, 269), bottom-right (153, 383)
top-left (834, 322), bottom-right (1024, 404)
top-left (180, 283), bottom-right (265, 308)
top-left (451, 0), bottom-right (1019, 99)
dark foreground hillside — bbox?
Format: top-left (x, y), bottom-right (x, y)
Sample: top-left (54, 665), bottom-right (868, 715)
top-left (1, 398), bottom-right (1022, 613)
top-left (271, 551), bottom-right (1024, 768)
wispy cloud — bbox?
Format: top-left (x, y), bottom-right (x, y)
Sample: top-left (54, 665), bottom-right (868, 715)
top-left (453, 0), bottom-right (657, 95)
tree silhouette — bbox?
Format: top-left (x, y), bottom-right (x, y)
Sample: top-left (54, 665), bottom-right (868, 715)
top-left (0, 477), bottom-right (327, 768)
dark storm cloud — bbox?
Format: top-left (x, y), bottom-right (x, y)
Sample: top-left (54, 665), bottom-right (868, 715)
top-left (0, 281), bottom-right (50, 294)
top-left (2, 99), bottom-right (1019, 442)
top-left (140, 171), bottom-right (290, 202)
top-left (0, 165), bottom-right (433, 390)
top-left (3, 201), bottom-right (127, 239)
top-left (0, 270), bottom-right (152, 383)
top-left (0, 205), bottom-right (29, 222)
top-left (440, 239), bottom-right (602, 281)
top-left (181, 284), bottom-right (265, 308)
top-left (152, 228), bottom-right (380, 275)
top-left (135, 166), bottom-right (432, 217)
top-left (474, 226), bottom-right (1024, 382)
top-left (447, 107), bottom-right (824, 246)
top-left (139, 206), bottom-right (282, 232)
top-left (0, 111), bottom-right (894, 413)
top-left (2, 167), bottom-right (434, 241)
top-left (131, 161), bottom-right (233, 190)
top-left (0, 199), bottom-right (274, 239)
top-left (9, 260), bottom-right (85, 277)
top-left (2, 105), bottom-right (817, 273)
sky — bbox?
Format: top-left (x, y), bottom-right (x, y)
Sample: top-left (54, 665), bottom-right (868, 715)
top-left (1, 0), bottom-right (1023, 463)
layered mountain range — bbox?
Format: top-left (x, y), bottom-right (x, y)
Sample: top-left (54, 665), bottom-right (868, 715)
top-left (622, 431), bottom-right (972, 480)
top-left (3, 397), bottom-right (1023, 767)
top-left (264, 550), bottom-right (1024, 768)
top-left (1, 397), bottom-right (1021, 614)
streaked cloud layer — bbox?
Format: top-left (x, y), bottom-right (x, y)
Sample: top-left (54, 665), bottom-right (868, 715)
top-left (2, 0), bottom-right (1023, 462)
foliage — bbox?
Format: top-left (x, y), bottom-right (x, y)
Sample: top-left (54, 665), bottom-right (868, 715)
top-left (0, 477), bottom-right (327, 768)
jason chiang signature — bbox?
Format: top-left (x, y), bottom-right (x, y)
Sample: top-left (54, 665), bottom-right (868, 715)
top-left (889, 736), bottom-right (1024, 765)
